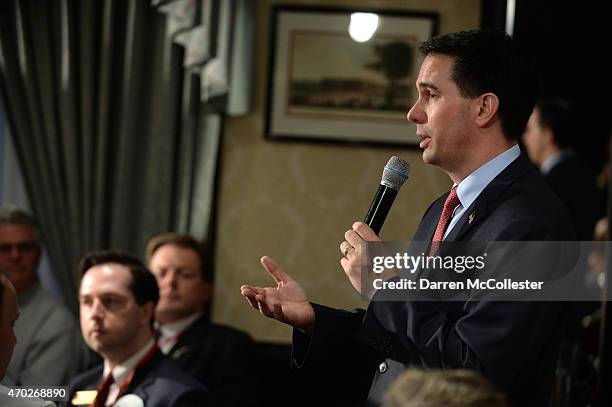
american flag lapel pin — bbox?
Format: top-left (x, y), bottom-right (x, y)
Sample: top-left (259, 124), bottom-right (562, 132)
top-left (468, 212), bottom-right (475, 224)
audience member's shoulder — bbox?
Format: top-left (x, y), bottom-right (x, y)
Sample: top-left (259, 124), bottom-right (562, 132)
top-left (188, 315), bottom-right (252, 343)
top-left (206, 320), bottom-right (253, 345)
top-left (34, 287), bottom-right (78, 328)
top-left (33, 286), bottom-right (72, 315)
top-left (69, 364), bottom-right (103, 389)
top-left (155, 356), bottom-right (209, 392)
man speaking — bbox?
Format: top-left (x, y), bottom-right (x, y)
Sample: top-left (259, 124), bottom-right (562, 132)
top-left (241, 30), bottom-right (574, 407)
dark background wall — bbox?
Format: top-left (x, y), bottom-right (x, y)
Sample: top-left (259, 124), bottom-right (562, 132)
top-left (483, 0), bottom-right (612, 173)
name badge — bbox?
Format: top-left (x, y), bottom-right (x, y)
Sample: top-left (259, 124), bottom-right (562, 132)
top-left (71, 390), bottom-right (97, 405)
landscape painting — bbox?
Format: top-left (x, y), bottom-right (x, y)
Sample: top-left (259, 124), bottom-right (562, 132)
top-left (266, 6), bottom-right (438, 145)
top-left (287, 31), bottom-right (417, 121)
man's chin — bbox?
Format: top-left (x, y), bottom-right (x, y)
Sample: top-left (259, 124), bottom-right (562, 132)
top-left (86, 338), bottom-right (110, 354)
top-left (421, 150), bottom-right (434, 164)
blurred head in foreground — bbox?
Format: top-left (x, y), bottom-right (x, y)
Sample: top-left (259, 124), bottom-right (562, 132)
top-left (384, 368), bottom-right (508, 407)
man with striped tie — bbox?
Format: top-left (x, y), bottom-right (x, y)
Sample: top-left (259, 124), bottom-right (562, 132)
top-left (241, 30), bottom-right (575, 407)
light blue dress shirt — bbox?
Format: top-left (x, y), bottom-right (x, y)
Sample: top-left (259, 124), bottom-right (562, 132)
top-left (540, 149), bottom-right (571, 175)
top-left (443, 144), bottom-right (521, 239)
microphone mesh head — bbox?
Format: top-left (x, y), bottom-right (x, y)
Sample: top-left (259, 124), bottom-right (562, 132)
top-left (381, 156), bottom-right (410, 191)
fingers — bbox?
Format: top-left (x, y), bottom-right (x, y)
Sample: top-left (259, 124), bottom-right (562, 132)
top-left (240, 285), bottom-right (261, 309)
top-left (340, 256), bottom-right (350, 272)
top-left (345, 229), bottom-right (362, 249)
top-left (343, 222), bottom-right (380, 253)
top-left (352, 222), bottom-right (380, 241)
top-left (255, 294), bottom-right (283, 321)
top-left (340, 241), bottom-right (354, 258)
top-left (241, 284), bottom-right (284, 321)
top-left (261, 256), bottom-right (292, 284)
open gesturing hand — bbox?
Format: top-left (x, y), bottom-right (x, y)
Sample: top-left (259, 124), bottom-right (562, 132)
top-left (240, 256), bottom-right (315, 333)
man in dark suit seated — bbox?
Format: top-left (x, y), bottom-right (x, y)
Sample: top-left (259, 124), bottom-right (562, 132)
top-left (146, 233), bottom-right (256, 407)
top-left (241, 30), bottom-right (576, 407)
top-left (69, 251), bottom-right (209, 407)
top-left (522, 98), bottom-right (598, 240)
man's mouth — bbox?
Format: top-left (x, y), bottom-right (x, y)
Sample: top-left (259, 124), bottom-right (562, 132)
top-left (160, 293), bottom-right (180, 301)
top-left (90, 328), bottom-right (107, 336)
top-left (419, 135), bottom-right (431, 149)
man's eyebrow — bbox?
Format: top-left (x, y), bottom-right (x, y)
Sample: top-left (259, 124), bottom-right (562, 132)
top-left (417, 82), bottom-right (440, 92)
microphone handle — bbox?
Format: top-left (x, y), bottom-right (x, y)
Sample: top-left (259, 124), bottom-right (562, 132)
top-left (364, 184), bottom-right (398, 235)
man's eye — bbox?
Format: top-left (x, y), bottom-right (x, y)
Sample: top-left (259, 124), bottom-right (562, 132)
top-left (103, 298), bottom-right (121, 308)
top-left (178, 269), bottom-right (197, 278)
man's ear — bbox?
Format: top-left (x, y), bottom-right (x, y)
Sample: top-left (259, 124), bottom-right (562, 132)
top-left (542, 127), bottom-right (556, 146)
top-left (475, 93), bottom-right (499, 128)
top-left (141, 302), bottom-right (155, 326)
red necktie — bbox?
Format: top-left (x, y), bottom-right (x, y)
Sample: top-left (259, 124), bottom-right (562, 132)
top-left (92, 373), bottom-right (114, 407)
top-left (430, 187), bottom-right (460, 255)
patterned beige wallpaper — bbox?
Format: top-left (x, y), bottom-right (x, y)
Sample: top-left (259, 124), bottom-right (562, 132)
top-left (212, 0), bottom-right (480, 343)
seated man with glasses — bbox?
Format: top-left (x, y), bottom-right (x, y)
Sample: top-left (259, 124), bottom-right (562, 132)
top-left (0, 206), bottom-right (87, 387)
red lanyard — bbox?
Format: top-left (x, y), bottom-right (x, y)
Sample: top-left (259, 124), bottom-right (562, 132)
top-left (91, 343), bottom-right (158, 407)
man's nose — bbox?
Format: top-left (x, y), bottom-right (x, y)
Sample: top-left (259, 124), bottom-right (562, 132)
top-left (89, 300), bottom-right (105, 319)
top-left (162, 270), bottom-right (179, 288)
top-left (406, 101), bottom-right (425, 124)
top-left (9, 245), bottom-right (21, 260)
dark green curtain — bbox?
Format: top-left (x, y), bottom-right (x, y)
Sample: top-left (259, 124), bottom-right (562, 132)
top-left (0, 0), bottom-right (249, 312)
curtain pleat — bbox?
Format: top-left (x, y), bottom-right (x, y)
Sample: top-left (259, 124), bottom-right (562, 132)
top-left (0, 0), bottom-right (252, 313)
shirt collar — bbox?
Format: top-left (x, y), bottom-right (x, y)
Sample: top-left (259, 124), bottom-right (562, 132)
top-left (156, 311), bottom-right (202, 339)
top-left (541, 149), bottom-right (571, 174)
top-left (455, 144), bottom-right (521, 210)
top-left (103, 338), bottom-right (155, 385)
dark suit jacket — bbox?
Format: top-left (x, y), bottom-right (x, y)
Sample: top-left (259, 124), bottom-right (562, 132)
top-left (167, 316), bottom-right (257, 407)
top-left (544, 154), bottom-right (598, 240)
top-left (292, 153), bottom-right (576, 407)
top-left (69, 350), bottom-right (209, 407)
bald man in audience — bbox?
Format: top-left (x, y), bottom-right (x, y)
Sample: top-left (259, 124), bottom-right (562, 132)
top-left (1, 272), bottom-right (56, 406)
top-left (147, 233), bottom-right (257, 407)
top-left (0, 206), bottom-right (86, 387)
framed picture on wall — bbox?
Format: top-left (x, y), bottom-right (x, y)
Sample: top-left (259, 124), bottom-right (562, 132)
top-left (265, 5), bottom-right (439, 146)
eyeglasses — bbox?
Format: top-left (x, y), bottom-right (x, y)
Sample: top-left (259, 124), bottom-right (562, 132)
top-left (0, 242), bottom-right (39, 255)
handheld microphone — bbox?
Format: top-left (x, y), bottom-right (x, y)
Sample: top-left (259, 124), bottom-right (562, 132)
top-left (364, 156), bottom-right (411, 234)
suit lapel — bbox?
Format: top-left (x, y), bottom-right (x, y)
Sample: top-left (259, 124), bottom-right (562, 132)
top-left (168, 315), bottom-right (206, 361)
top-left (69, 367), bottom-right (104, 406)
top-left (446, 154), bottom-right (534, 242)
top-left (120, 350), bottom-right (164, 401)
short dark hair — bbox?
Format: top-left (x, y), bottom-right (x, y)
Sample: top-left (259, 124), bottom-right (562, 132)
top-left (145, 233), bottom-right (211, 282)
top-left (535, 98), bottom-right (574, 148)
top-left (79, 251), bottom-right (159, 308)
top-left (419, 30), bottom-right (538, 142)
